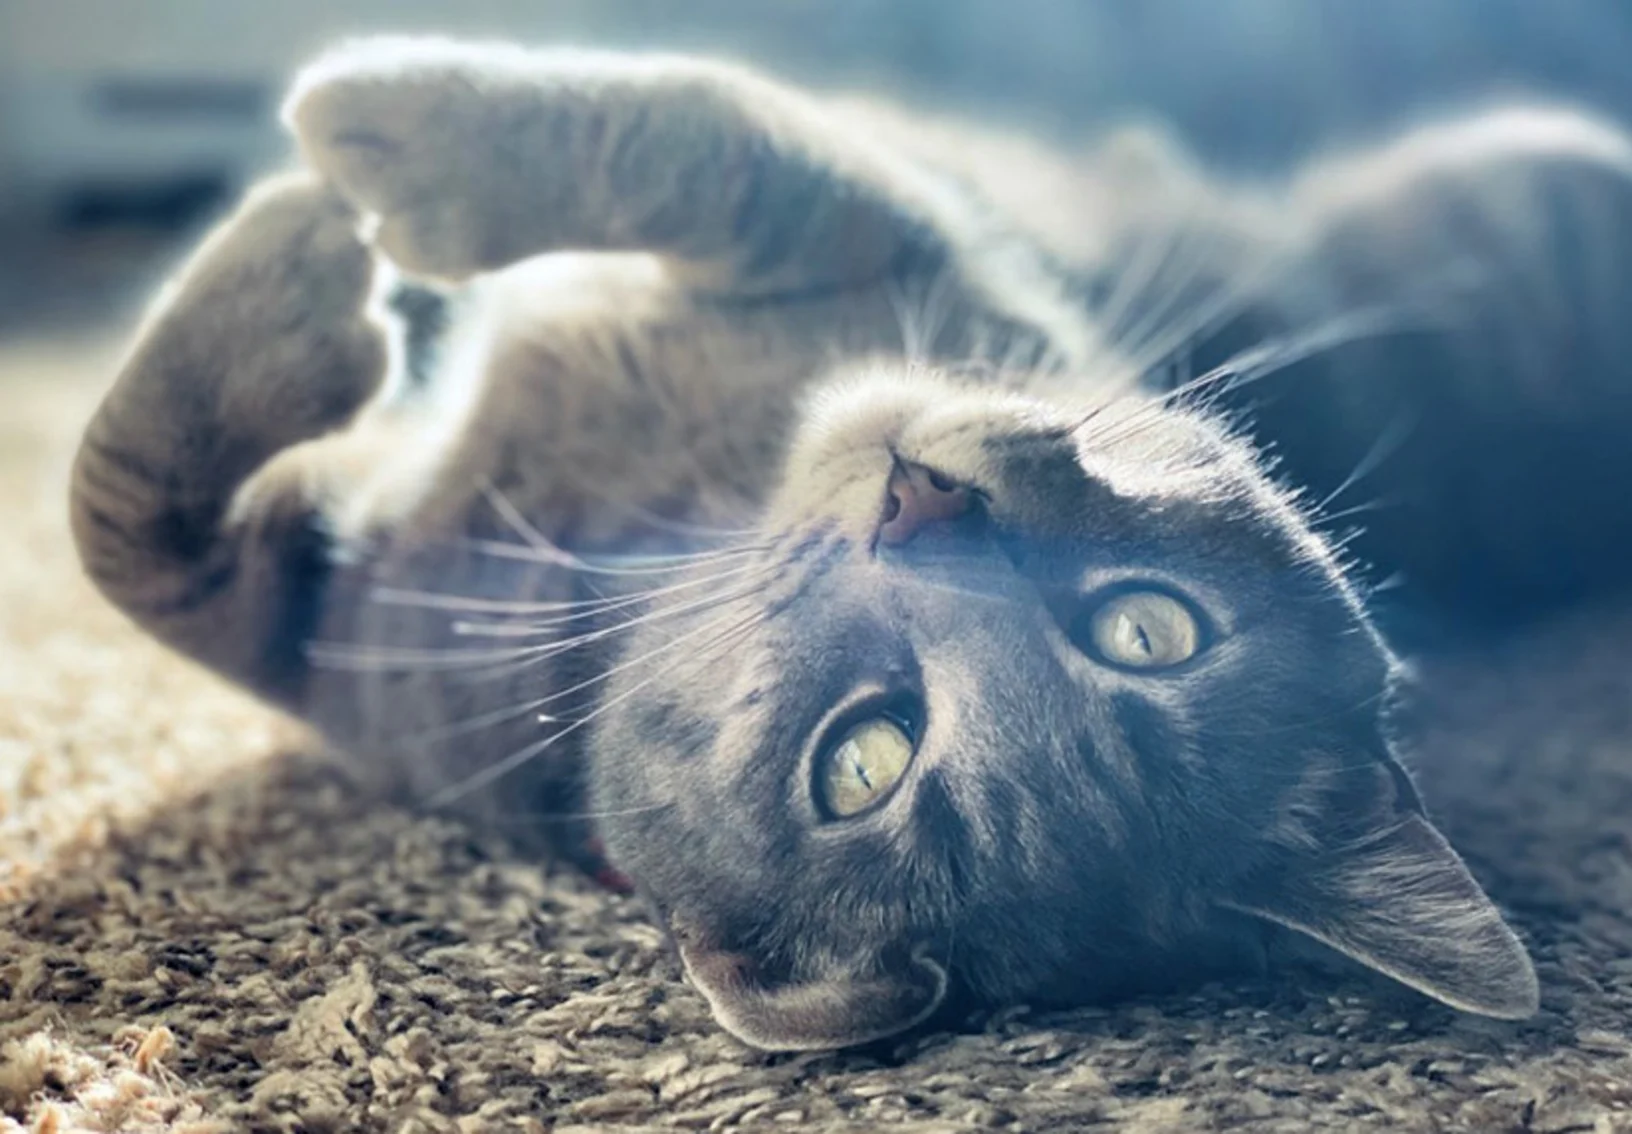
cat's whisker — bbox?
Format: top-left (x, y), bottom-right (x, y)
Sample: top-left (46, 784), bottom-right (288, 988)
top-left (1368, 570), bottom-right (1409, 595)
top-left (478, 478), bottom-right (573, 561)
top-left (473, 801), bottom-right (678, 826)
top-left (459, 572), bottom-right (769, 667)
top-left (461, 536), bottom-right (773, 575)
top-left (314, 569), bottom-right (772, 676)
top-left (1323, 526), bottom-right (1371, 557)
top-left (474, 477), bottom-right (770, 570)
top-left (560, 471), bottom-right (762, 541)
top-left (368, 548), bottom-right (770, 618)
top-left (402, 695), bottom-right (557, 747)
top-left (435, 572), bottom-right (777, 686)
top-left (1091, 217), bottom-right (1192, 354)
top-left (1310, 411), bottom-right (1419, 514)
top-left (426, 607), bottom-right (769, 808)
top-left (448, 561), bottom-right (776, 638)
top-left (308, 639), bottom-right (554, 673)
top-left (1075, 303), bottom-right (1420, 453)
top-left (886, 265), bottom-right (962, 364)
top-left (1309, 497), bottom-right (1393, 528)
top-left (522, 602), bottom-right (770, 712)
top-left (1102, 226), bottom-right (1239, 379)
top-left (1108, 260), bottom-right (1282, 399)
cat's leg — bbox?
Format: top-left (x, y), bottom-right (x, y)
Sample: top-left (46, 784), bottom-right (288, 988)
top-left (279, 38), bottom-right (989, 304)
top-left (69, 174), bottom-right (442, 711)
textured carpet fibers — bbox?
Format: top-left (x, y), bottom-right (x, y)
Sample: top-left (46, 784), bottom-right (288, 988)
top-left (2, 341), bottom-right (1631, 1132)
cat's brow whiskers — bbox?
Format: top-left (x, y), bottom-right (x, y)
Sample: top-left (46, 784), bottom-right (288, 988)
top-left (1311, 410), bottom-right (1418, 513)
top-left (1323, 527), bottom-right (1371, 557)
top-left (1310, 497), bottom-right (1393, 529)
top-left (886, 265), bottom-right (961, 363)
top-left (1104, 228), bottom-right (1249, 382)
top-left (1074, 304), bottom-right (1417, 452)
top-left (1093, 217), bottom-right (1192, 353)
top-left (425, 607), bottom-right (769, 808)
top-left (1368, 570), bottom-right (1408, 595)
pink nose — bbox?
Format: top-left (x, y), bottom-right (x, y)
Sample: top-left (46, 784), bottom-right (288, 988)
top-left (878, 460), bottom-right (971, 546)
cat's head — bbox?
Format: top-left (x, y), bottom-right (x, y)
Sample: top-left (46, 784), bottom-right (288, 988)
top-left (586, 365), bottom-right (1537, 1052)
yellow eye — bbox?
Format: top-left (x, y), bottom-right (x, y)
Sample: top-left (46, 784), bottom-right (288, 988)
top-left (818, 717), bottom-right (916, 818)
top-left (1088, 590), bottom-right (1202, 669)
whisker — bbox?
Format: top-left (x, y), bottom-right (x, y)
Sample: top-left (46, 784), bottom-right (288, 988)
top-left (437, 570), bottom-right (779, 689)
top-left (1312, 410), bottom-right (1418, 513)
top-left (367, 541), bottom-right (774, 619)
top-left (425, 608), bottom-right (768, 808)
top-left (403, 695), bottom-right (558, 746)
top-left (312, 568), bottom-right (775, 675)
top-left (461, 536), bottom-right (772, 576)
top-left (1074, 303), bottom-right (1420, 454)
top-left (475, 479), bottom-right (772, 571)
top-left (1107, 230), bottom-right (1237, 379)
top-left (1310, 497), bottom-right (1393, 529)
top-left (450, 561), bottom-right (775, 638)
top-left (474, 801), bottom-right (679, 826)
top-left (563, 475), bottom-right (761, 541)
top-left (1093, 219), bottom-right (1190, 353)
top-left (490, 583), bottom-right (781, 715)
top-left (479, 479), bottom-right (564, 557)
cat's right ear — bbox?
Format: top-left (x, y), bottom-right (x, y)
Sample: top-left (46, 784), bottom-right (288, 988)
top-left (1220, 754), bottom-right (1539, 1020)
top-left (671, 919), bottom-right (948, 1052)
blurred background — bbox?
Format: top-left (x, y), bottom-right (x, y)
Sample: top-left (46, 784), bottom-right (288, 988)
top-left (1, 0), bottom-right (1630, 340)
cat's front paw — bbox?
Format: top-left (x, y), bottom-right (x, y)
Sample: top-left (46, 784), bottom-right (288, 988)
top-left (283, 37), bottom-right (522, 281)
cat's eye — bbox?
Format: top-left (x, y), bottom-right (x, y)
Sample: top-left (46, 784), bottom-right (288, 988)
top-left (1082, 589), bottom-right (1202, 670)
top-left (817, 717), bottom-right (916, 819)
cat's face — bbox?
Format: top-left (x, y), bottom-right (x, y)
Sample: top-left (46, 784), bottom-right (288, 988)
top-left (587, 367), bottom-right (1538, 1052)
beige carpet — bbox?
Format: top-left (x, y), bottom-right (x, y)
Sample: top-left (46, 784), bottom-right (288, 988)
top-left (3, 340), bottom-right (1632, 1133)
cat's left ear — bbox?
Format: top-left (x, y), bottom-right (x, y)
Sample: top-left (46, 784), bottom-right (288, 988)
top-left (1221, 756), bottom-right (1539, 1020)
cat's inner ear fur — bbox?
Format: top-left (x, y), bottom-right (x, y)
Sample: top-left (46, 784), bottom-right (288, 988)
top-left (1222, 755), bottom-right (1539, 1020)
top-left (671, 919), bottom-right (948, 1052)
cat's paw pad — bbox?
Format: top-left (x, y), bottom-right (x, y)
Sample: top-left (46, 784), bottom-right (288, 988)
top-left (283, 37), bottom-right (513, 280)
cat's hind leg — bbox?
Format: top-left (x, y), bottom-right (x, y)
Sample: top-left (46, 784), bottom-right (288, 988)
top-left (70, 175), bottom-right (445, 711)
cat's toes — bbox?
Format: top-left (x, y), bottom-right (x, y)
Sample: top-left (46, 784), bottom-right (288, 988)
top-left (283, 37), bottom-right (504, 280)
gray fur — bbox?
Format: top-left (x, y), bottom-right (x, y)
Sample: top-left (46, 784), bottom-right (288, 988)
top-left (71, 35), bottom-right (1632, 1049)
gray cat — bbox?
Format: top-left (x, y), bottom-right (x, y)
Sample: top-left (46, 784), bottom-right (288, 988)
top-left (70, 36), bottom-right (1632, 1050)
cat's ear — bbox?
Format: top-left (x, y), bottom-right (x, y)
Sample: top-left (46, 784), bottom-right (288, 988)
top-left (671, 919), bottom-right (947, 1052)
top-left (1222, 759), bottom-right (1539, 1020)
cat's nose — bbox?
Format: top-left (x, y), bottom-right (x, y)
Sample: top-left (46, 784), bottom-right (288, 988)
top-left (878, 460), bottom-right (971, 546)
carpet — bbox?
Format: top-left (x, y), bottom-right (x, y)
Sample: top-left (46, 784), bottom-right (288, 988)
top-left (2, 339), bottom-right (1631, 1133)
